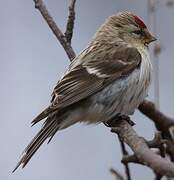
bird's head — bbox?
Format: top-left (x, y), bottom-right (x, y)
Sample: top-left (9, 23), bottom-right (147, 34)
top-left (97, 12), bottom-right (156, 47)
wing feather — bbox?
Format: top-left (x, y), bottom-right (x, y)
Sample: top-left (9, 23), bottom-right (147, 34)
top-left (51, 46), bottom-right (141, 109)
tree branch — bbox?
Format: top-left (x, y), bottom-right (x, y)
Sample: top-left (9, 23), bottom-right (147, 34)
top-left (65, 0), bottom-right (76, 44)
top-left (139, 100), bottom-right (174, 138)
top-left (33, 0), bottom-right (76, 60)
top-left (139, 100), bottom-right (174, 167)
top-left (111, 120), bottom-right (174, 177)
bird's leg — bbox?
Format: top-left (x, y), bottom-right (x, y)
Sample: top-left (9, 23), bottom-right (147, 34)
top-left (104, 114), bottom-right (135, 127)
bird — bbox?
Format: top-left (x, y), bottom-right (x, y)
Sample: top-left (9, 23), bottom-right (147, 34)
top-left (13, 11), bottom-right (156, 171)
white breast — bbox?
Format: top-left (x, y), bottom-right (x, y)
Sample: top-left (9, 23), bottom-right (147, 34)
top-left (124, 46), bottom-right (152, 115)
top-left (138, 46), bottom-right (152, 82)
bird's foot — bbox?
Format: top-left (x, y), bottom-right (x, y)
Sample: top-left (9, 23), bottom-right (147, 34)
top-left (104, 114), bottom-right (135, 127)
top-left (117, 114), bottom-right (135, 126)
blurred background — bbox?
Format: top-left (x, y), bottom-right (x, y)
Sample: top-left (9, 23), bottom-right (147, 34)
top-left (1, 0), bottom-right (174, 179)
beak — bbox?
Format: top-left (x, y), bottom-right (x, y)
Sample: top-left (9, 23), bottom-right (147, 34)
top-left (149, 35), bottom-right (157, 43)
top-left (144, 29), bottom-right (157, 44)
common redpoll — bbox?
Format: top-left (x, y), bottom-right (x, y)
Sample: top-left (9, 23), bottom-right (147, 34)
top-left (13, 11), bottom-right (156, 171)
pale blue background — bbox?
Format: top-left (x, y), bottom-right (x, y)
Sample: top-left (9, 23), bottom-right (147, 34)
top-left (1, 0), bottom-right (174, 180)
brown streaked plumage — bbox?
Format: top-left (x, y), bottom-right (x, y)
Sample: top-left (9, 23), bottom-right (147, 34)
top-left (13, 11), bottom-right (156, 172)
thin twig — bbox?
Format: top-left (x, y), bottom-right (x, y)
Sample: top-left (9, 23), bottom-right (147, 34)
top-left (110, 168), bottom-right (125, 180)
top-left (33, 0), bottom-right (76, 60)
top-left (65, 0), bottom-right (76, 44)
top-left (118, 136), bottom-right (131, 180)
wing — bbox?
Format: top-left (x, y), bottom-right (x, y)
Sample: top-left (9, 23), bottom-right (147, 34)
top-left (32, 45), bottom-right (141, 124)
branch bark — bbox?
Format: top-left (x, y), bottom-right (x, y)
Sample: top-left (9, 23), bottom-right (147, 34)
top-left (118, 136), bottom-right (131, 180)
top-left (33, 0), bottom-right (76, 60)
top-left (65, 0), bottom-right (76, 44)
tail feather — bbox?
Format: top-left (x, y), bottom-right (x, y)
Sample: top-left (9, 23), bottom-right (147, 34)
top-left (13, 117), bottom-right (60, 172)
top-left (31, 106), bottom-right (56, 126)
top-left (47, 125), bottom-right (60, 144)
top-left (13, 108), bottom-right (76, 172)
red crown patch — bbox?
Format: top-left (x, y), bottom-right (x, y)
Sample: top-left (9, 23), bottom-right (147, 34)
top-left (133, 15), bottom-right (146, 28)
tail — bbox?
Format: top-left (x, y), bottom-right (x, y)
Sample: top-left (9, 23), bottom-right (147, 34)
top-left (13, 114), bottom-right (61, 172)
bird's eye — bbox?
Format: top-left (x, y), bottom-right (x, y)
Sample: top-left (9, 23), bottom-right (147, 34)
top-left (132, 30), bottom-right (143, 35)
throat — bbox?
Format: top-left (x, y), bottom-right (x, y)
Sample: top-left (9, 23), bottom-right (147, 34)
top-left (137, 45), bottom-right (152, 88)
